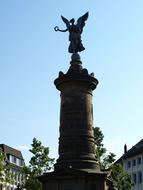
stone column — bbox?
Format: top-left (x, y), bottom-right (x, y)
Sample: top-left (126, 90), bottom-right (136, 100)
top-left (54, 60), bottom-right (99, 171)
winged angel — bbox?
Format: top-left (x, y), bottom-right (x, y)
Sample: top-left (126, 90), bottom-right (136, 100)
top-left (54, 12), bottom-right (89, 54)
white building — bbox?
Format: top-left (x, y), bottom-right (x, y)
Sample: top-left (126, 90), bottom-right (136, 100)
top-left (0, 144), bottom-right (25, 190)
top-left (117, 139), bottom-right (143, 190)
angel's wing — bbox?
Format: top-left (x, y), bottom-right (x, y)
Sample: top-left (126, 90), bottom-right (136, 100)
top-left (61, 16), bottom-right (70, 29)
top-left (77, 12), bottom-right (89, 33)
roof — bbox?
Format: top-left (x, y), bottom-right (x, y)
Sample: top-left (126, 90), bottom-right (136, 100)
top-left (116, 139), bottom-right (143, 163)
top-left (0, 144), bottom-right (23, 159)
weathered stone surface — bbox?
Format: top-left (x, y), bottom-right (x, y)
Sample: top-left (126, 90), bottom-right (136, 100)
top-left (54, 63), bottom-right (99, 171)
top-left (39, 60), bottom-right (112, 190)
top-left (39, 168), bottom-right (109, 190)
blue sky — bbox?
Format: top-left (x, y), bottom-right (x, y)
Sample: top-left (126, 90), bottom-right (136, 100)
top-left (0, 0), bottom-right (143, 163)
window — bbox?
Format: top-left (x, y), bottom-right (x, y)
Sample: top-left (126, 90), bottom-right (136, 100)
top-left (132, 159), bottom-right (136, 166)
top-left (127, 160), bottom-right (131, 168)
top-left (137, 157), bottom-right (142, 165)
top-left (9, 155), bottom-right (13, 163)
top-left (133, 173), bottom-right (137, 184)
top-left (14, 157), bottom-right (16, 164)
top-left (11, 155), bottom-right (15, 163)
top-left (18, 159), bottom-right (23, 166)
top-left (18, 159), bottom-right (21, 166)
top-left (138, 172), bottom-right (142, 183)
top-left (10, 155), bottom-right (18, 165)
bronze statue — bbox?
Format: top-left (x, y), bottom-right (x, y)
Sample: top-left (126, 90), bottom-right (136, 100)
top-left (54, 12), bottom-right (89, 55)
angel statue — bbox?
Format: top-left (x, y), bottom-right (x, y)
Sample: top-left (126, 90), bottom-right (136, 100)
top-left (54, 12), bottom-right (89, 56)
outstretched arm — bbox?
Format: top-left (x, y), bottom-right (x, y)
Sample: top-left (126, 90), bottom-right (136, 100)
top-left (54, 26), bottom-right (68, 32)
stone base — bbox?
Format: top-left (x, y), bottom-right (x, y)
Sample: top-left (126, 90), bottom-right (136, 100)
top-left (39, 168), bottom-right (111, 190)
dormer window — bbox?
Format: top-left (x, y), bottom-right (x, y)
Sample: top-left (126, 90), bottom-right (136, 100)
top-left (13, 156), bottom-right (16, 164)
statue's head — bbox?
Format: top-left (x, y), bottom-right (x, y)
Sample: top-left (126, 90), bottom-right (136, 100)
top-left (70, 18), bottom-right (75, 25)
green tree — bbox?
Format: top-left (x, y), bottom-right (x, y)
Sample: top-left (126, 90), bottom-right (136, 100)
top-left (24, 138), bottom-right (55, 190)
top-left (0, 151), bottom-right (15, 190)
top-left (111, 164), bottom-right (134, 190)
top-left (93, 127), bottom-right (134, 190)
top-left (93, 127), bottom-right (116, 170)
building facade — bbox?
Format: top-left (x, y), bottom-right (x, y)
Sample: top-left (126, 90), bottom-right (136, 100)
top-left (117, 140), bottom-right (143, 190)
top-left (0, 144), bottom-right (25, 190)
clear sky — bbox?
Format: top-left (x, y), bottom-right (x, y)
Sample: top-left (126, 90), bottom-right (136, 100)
top-left (0, 0), bottom-right (143, 164)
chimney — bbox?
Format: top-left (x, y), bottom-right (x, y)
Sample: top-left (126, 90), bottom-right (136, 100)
top-left (124, 144), bottom-right (127, 154)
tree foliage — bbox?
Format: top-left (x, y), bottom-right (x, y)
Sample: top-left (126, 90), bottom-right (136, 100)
top-left (93, 127), bottom-right (134, 189)
top-left (23, 138), bottom-right (55, 190)
top-left (94, 127), bottom-right (116, 170)
top-left (0, 151), bottom-right (15, 190)
top-left (111, 164), bottom-right (134, 190)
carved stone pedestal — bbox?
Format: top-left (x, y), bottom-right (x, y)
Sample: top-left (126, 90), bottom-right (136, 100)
top-left (39, 168), bottom-right (110, 190)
